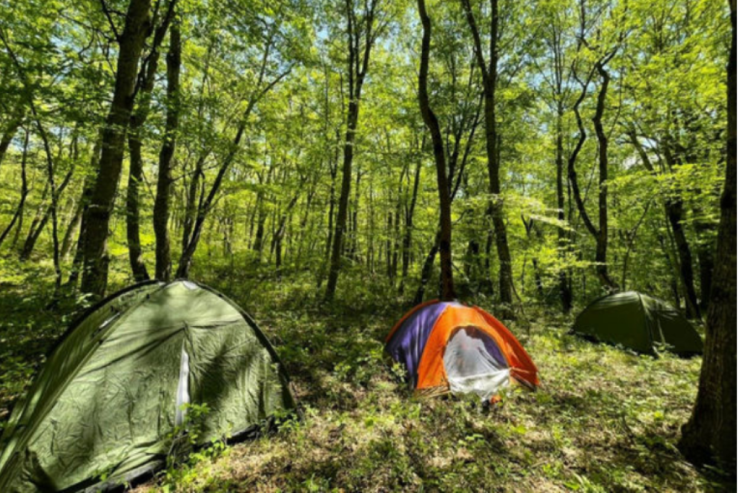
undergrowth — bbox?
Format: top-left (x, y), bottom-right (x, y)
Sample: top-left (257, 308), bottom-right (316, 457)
top-left (0, 264), bottom-right (724, 492)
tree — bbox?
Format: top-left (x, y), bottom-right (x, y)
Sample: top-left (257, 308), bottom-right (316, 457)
top-left (460, 0), bottom-right (516, 311)
top-left (324, 0), bottom-right (386, 301)
top-left (153, 17), bottom-right (181, 281)
top-left (125, 0), bottom-right (178, 282)
top-left (176, 6), bottom-right (295, 278)
top-left (79, 0), bottom-right (154, 296)
top-left (678, 0), bottom-right (736, 474)
top-left (535, 0), bottom-right (576, 312)
top-left (0, 129), bottom-right (29, 247)
top-left (416, 0), bottom-right (455, 301)
top-left (566, 1), bottom-right (623, 293)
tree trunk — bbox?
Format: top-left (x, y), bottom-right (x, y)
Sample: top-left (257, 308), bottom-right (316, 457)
top-left (399, 155), bottom-right (422, 294)
top-left (0, 112), bottom-right (23, 170)
top-left (154, 20), bottom-right (181, 281)
top-left (252, 166), bottom-right (273, 260)
top-left (392, 187), bottom-right (401, 281)
top-left (691, 216), bottom-right (715, 311)
top-left (591, 63), bottom-right (617, 290)
top-left (125, 135), bottom-right (150, 281)
top-left (665, 200), bottom-right (701, 318)
top-left (66, 137), bottom-right (102, 288)
top-left (484, 98), bottom-right (514, 311)
top-left (176, 32), bottom-right (286, 279)
top-left (385, 211), bottom-right (393, 279)
top-left (324, 0), bottom-right (379, 300)
top-left (325, 160), bottom-right (338, 262)
top-left (0, 130), bottom-right (29, 248)
top-left (60, 196), bottom-right (84, 261)
top-left (80, 0), bottom-right (153, 296)
top-left (326, 98), bottom-right (359, 298)
top-left (462, 0), bottom-right (512, 311)
top-left (417, 0), bottom-right (455, 302)
top-left (20, 167), bottom-right (75, 261)
top-left (568, 55), bottom-right (617, 293)
top-left (414, 231), bottom-right (441, 305)
top-left (679, 0), bottom-right (736, 472)
top-left (555, 105), bottom-right (572, 312)
top-left (182, 154), bottom-right (204, 253)
top-left (123, 2), bottom-right (176, 282)
top-left (348, 166), bottom-right (362, 259)
top-left (628, 130), bottom-right (701, 318)
top-left (273, 191), bottom-right (300, 274)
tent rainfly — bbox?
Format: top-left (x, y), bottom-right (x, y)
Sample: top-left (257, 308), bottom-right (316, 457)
top-left (572, 291), bottom-right (704, 357)
top-left (386, 300), bottom-right (539, 402)
top-left (0, 280), bottom-right (296, 493)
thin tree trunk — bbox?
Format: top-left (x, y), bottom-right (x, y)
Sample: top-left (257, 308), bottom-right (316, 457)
top-left (620, 200), bottom-right (651, 290)
top-left (665, 200), bottom-right (701, 318)
top-left (326, 97), bottom-right (359, 297)
top-left (414, 231), bottom-right (441, 305)
top-left (691, 215), bottom-right (715, 311)
top-left (385, 210), bottom-right (393, 279)
top-left (556, 104), bottom-right (572, 312)
top-left (125, 135), bottom-right (150, 281)
top-left (628, 130), bottom-right (701, 317)
top-left (177, 32), bottom-right (287, 278)
top-left (0, 130), bottom-right (29, 247)
top-left (591, 62), bottom-right (617, 290)
top-left (60, 196), bottom-right (84, 261)
top-left (19, 167), bottom-right (75, 261)
top-left (154, 20), bottom-right (181, 281)
top-left (392, 182), bottom-right (401, 281)
top-left (417, 0), bottom-right (455, 302)
top-left (325, 161), bottom-right (338, 262)
top-left (461, 0), bottom-right (513, 312)
top-left (567, 52), bottom-right (618, 293)
top-left (325, 0), bottom-right (379, 300)
top-left (0, 112), bottom-right (23, 169)
top-left (182, 154), bottom-right (204, 252)
top-left (399, 154), bottom-right (422, 294)
top-left (273, 190), bottom-right (301, 273)
top-left (348, 166), bottom-right (362, 259)
top-left (66, 137), bottom-right (101, 288)
top-left (252, 164), bottom-right (273, 260)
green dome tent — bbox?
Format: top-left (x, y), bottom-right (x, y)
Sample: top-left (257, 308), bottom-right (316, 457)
top-left (0, 280), bottom-right (296, 492)
top-left (573, 291), bottom-right (703, 357)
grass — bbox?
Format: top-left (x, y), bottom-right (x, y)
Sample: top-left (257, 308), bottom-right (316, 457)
top-left (0, 263), bottom-right (725, 492)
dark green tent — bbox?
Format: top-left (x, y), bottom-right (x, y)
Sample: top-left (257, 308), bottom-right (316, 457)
top-left (0, 280), bottom-right (296, 492)
top-left (573, 291), bottom-right (703, 357)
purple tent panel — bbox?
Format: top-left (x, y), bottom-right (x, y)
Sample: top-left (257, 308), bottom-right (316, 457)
top-left (385, 302), bottom-right (457, 387)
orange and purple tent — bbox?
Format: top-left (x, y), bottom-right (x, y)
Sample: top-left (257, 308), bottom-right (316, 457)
top-left (385, 300), bottom-right (539, 402)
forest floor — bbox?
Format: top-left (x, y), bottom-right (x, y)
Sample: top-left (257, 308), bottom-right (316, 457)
top-left (0, 262), bottom-right (730, 492)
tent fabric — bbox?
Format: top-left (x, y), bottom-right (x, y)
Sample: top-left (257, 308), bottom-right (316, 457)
top-left (386, 301), bottom-right (538, 401)
top-left (385, 300), bottom-right (458, 388)
top-left (0, 280), bottom-right (296, 493)
top-left (573, 291), bottom-right (703, 357)
top-left (443, 327), bottom-right (511, 402)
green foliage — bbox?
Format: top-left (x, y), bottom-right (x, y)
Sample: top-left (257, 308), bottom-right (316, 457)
top-left (160, 402), bottom-right (229, 492)
top-left (0, 0), bottom-right (732, 490)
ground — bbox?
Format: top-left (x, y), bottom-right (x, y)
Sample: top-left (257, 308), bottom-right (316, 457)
top-left (0, 262), bottom-right (728, 492)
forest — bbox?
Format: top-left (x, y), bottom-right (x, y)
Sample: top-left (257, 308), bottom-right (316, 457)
top-left (0, 0), bottom-right (736, 491)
